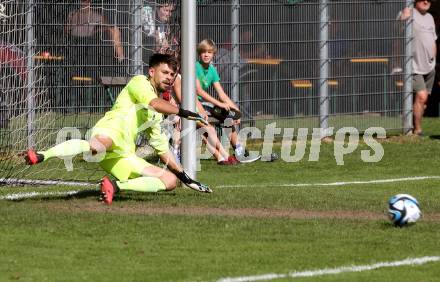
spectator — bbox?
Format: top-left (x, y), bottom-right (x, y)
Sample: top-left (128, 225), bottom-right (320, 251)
top-left (0, 41), bottom-right (27, 128)
top-left (195, 39), bottom-right (261, 163)
top-left (214, 29), bottom-right (272, 85)
top-left (435, 14), bottom-right (440, 88)
top-left (213, 30), bottom-right (273, 118)
top-left (172, 75), bottom-right (240, 165)
top-left (239, 30), bottom-right (271, 60)
top-left (65, 0), bottom-right (124, 61)
top-left (399, 0), bottom-right (437, 136)
top-left (63, 0), bottom-right (124, 112)
top-left (142, 1), bottom-right (176, 54)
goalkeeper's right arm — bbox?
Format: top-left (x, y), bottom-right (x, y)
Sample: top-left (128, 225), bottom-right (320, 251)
top-left (174, 170), bottom-right (212, 193)
top-left (149, 98), bottom-right (208, 125)
top-left (177, 108), bottom-right (208, 125)
top-left (159, 152), bottom-right (212, 193)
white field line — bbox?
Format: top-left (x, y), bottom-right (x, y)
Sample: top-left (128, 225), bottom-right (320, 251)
top-left (217, 256), bottom-right (440, 282)
top-left (217, 176), bottom-right (440, 189)
top-left (2, 176), bottom-right (440, 200)
top-left (0, 178), bottom-right (96, 187)
top-left (0, 190), bottom-right (81, 200)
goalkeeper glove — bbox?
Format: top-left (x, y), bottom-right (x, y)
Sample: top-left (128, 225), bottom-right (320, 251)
top-left (175, 171), bottom-right (212, 193)
top-left (178, 108), bottom-right (208, 125)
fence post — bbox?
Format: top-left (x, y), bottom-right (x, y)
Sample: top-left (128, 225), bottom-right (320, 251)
top-left (319, 0), bottom-right (330, 137)
top-left (231, 0), bottom-right (240, 104)
top-left (181, 1), bottom-right (197, 178)
top-left (403, 0), bottom-right (413, 134)
top-left (25, 0), bottom-right (35, 148)
top-left (130, 0), bottom-right (143, 75)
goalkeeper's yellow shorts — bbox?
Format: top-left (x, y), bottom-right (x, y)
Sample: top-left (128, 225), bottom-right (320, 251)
top-left (99, 154), bottom-right (153, 182)
top-left (91, 126), bottom-right (134, 156)
top-left (91, 123), bottom-right (152, 182)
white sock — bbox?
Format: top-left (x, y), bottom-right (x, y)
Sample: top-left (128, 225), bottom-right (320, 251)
top-left (234, 144), bottom-right (244, 156)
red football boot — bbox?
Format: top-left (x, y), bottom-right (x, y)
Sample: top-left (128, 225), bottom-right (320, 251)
top-left (100, 176), bottom-right (117, 205)
top-left (24, 149), bottom-right (44, 165)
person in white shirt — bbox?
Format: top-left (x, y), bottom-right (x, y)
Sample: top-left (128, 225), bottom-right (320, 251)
top-left (399, 0), bottom-right (437, 136)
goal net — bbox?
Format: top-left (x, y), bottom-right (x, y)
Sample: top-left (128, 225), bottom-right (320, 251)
top-left (0, 0), bottom-right (181, 185)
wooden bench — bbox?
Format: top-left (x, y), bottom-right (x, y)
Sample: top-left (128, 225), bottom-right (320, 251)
top-left (350, 58), bottom-right (389, 63)
top-left (99, 76), bottom-right (131, 87)
top-left (290, 79), bottom-right (339, 88)
top-left (71, 76), bottom-right (93, 83)
top-left (98, 76), bottom-right (131, 104)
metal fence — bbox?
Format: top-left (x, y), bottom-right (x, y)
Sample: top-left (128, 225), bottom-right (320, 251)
top-left (0, 0), bottom-right (412, 180)
top-left (198, 0), bottom-right (410, 134)
top-left (7, 0), bottom-right (411, 133)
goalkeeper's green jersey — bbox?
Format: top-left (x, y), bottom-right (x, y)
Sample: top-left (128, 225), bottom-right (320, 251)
top-left (92, 75), bottom-right (169, 159)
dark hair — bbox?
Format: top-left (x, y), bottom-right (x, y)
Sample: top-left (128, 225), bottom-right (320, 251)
top-left (148, 53), bottom-right (179, 72)
top-left (156, 0), bottom-right (174, 6)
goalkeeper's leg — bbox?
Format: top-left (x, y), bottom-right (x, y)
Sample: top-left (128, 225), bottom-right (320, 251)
top-left (99, 155), bottom-right (177, 204)
top-left (25, 135), bottom-right (112, 165)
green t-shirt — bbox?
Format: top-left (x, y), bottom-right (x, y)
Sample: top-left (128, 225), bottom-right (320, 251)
top-left (93, 75), bottom-right (168, 157)
top-left (196, 61), bottom-right (220, 91)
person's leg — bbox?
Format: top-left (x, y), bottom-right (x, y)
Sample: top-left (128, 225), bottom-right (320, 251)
top-left (100, 155), bottom-right (177, 204)
top-left (172, 116), bottom-right (181, 161)
top-left (201, 134), bottom-right (223, 161)
top-left (223, 119), bottom-right (245, 157)
top-left (199, 124), bottom-right (230, 162)
top-left (227, 122), bottom-right (261, 163)
top-left (229, 125), bottom-right (239, 148)
top-left (228, 126), bottom-right (244, 155)
top-left (100, 155), bottom-right (176, 193)
top-left (413, 90), bottom-right (428, 135)
top-left (412, 73), bottom-right (433, 135)
top-left (25, 135), bottom-right (112, 165)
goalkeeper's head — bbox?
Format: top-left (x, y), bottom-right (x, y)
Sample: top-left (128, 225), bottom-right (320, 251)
top-left (148, 53), bottom-right (179, 93)
top-left (149, 53), bottom-right (179, 72)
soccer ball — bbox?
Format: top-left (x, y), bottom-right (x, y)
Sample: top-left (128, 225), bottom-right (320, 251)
top-left (388, 194), bottom-right (421, 227)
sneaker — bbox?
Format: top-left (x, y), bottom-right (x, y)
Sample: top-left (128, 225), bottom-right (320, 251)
top-left (24, 149), bottom-right (44, 165)
top-left (236, 149), bottom-right (261, 163)
top-left (217, 157), bottom-right (238, 165)
top-left (228, 155), bottom-right (240, 164)
top-left (244, 149), bottom-right (250, 157)
top-left (100, 176), bottom-right (117, 205)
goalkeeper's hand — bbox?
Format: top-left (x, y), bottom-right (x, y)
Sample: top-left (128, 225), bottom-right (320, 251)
top-left (178, 108), bottom-right (209, 125)
top-left (175, 171), bottom-right (212, 193)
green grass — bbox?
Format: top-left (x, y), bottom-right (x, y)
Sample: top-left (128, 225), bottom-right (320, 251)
top-left (2, 118), bottom-right (440, 281)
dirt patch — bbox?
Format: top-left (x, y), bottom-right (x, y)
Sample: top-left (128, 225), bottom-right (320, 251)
top-left (39, 201), bottom-right (440, 222)
top-left (377, 135), bottom-right (423, 144)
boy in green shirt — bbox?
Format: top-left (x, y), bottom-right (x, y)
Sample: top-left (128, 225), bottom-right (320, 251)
top-left (195, 39), bottom-right (260, 163)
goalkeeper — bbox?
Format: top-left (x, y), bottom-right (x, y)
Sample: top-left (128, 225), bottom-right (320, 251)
top-left (25, 53), bottom-right (211, 204)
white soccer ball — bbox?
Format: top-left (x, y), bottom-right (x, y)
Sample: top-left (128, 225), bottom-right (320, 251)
top-left (388, 194), bottom-right (421, 227)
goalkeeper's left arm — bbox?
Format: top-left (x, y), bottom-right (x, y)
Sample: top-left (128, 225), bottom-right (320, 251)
top-left (159, 151), bottom-right (212, 193)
